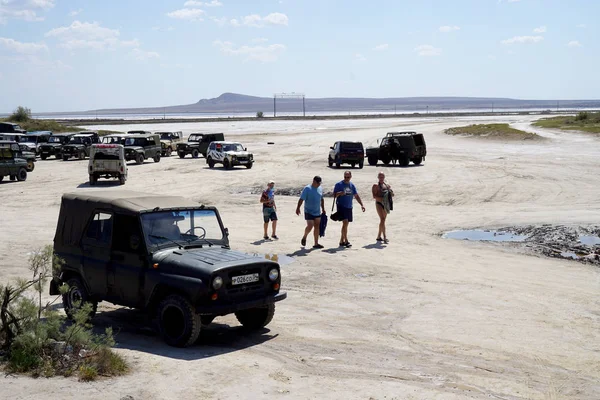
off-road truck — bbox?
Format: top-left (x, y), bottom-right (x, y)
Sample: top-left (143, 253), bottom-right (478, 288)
top-left (50, 191), bottom-right (287, 347)
top-left (39, 133), bottom-right (75, 159)
top-left (0, 141), bottom-right (28, 182)
top-left (124, 134), bottom-right (161, 164)
top-left (19, 131), bottom-right (52, 155)
top-left (157, 131), bottom-right (183, 157)
top-left (206, 141), bottom-right (254, 169)
top-left (101, 134), bottom-right (129, 145)
top-left (62, 132), bottom-right (100, 161)
top-left (366, 131), bottom-right (427, 167)
top-left (88, 144), bottom-right (128, 185)
top-left (328, 141), bottom-right (364, 168)
top-left (177, 133), bottom-right (225, 159)
top-left (0, 122), bottom-right (26, 134)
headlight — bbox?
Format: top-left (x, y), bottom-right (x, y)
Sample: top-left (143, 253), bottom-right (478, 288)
top-left (268, 268), bottom-right (279, 282)
top-left (212, 276), bottom-right (223, 290)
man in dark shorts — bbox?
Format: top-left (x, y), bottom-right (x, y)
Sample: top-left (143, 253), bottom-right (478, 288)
top-left (296, 176), bottom-right (325, 249)
top-left (260, 180), bottom-right (278, 240)
top-left (334, 171), bottom-right (365, 247)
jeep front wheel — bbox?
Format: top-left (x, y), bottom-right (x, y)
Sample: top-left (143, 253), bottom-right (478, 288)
top-left (62, 277), bottom-right (97, 320)
top-left (367, 156), bottom-right (377, 166)
top-left (412, 156), bottom-right (423, 165)
top-left (245, 161), bottom-right (253, 169)
top-left (328, 157), bottom-right (333, 167)
top-left (207, 157), bottom-right (215, 168)
top-left (78, 151), bottom-right (85, 160)
top-left (63, 155), bottom-right (69, 161)
top-left (119, 174), bottom-right (126, 185)
top-left (26, 161), bottom-right (34, 172)
top-left (17, 168), bottom-right (27, 181)
top-left (136, 153), bottom-right (144, 165)
top-left (178, 151), bottom-right (186, 159)
top-left (40, 154), bottom-right (48, 160)
top-left (191, 149), bottom-right (199, 158)
top-left (235, 304), bottom-right (275, 330)
top-left (223, 158), bottom-right (231, 169)
top-left (157, 294), bottom-right (201, 347)
top-left (153, 153), bottom-right (161, 163)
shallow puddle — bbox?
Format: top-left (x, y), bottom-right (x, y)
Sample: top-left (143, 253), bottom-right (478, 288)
top-left (442, 229), bottom-right (528, 242)
top-left (251, 253), bottom-right (296, 266)
top-left (579, 235), bottom-right (600, 246)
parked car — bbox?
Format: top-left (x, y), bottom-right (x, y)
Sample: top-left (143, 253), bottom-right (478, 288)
top-left (101, 134), bottom-right (129, 145)
top-left (39, 133), bottom-right (75, 159)
top-left (88, 144), bottom-right (127, 185)
top-left (177, 133), bottom-right (225, 159)
top-left (124, 134), bottom-right (161, 164)
top-left (19, 131), bottom-right (52, 155)
top-left (157, 131), bottom-right (183, 157)
top-left (366, 131), bottom-right (427, 167)
top-left (62, 132), bottom-right (100, 160)
top-left (0, 122), bottom-right (26, 134)
top-left (206, 141), bottom-right (254, 169)
top-left (328, 141), bottom-right (364, 169)
top-left (49, 191), bottom-right (287, 347)
top-left (0, 141), bottom-right (28, 182)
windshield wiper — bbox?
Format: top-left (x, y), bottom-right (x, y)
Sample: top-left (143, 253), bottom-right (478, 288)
top-left (182, 238), bottom-right (216, 249)
top-left (149, 235), bottom-right (185, 249)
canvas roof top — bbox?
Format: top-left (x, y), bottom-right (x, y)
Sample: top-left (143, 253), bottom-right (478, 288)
top-left (61, 191), bottom-right (201, 214)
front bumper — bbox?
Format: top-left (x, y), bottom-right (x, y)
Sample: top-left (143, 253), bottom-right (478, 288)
top-left (196, 291), bottom-right (287, 315)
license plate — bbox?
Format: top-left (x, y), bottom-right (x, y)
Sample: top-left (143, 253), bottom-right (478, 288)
top-left (232, 273), bottom-right (259, 285)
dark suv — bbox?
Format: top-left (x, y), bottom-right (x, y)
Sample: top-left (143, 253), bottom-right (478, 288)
top-left (50, 191), bottom-right (287, 347)
top-left (0, 122), bottom-right (26, 134)
top-left (328, 141), bottom-right (364, 169)
top-left (39, 133), bottom-right (75, 159)
top-left (177, 133), bottom-right (225, 159)
top-left (62, 132), bottom-right (100, 160)
top-left (366, 131), bottom-right (427, 167)
top-left (124, 134), bottom-right (161, 164)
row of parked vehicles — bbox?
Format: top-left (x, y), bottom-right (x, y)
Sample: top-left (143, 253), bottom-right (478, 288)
top-left (328, 131), bottom-right (428, 168)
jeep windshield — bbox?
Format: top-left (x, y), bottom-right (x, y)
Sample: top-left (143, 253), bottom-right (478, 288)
top-left (159, 133), bottom-right (174, 140)
top-left (141, 210), bottom-right (224, 248)
top-left (188, 134), bottom-right (202, 142)
top-left (223, 143), bottom-right (244, 152)
top-left (102, 136), bottom-right (125, 144)
top-left (20, 136), bottom-right (39, 143)
top-left (68, 137), bottom-right (89, 144)
top-left (48, 136), bottom-right (64, 143)
top-left (125, 138), bottom-right (146, 146)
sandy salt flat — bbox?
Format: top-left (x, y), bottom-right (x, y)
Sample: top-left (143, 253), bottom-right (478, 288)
top-left (1, 115), bottom-right (599, 399)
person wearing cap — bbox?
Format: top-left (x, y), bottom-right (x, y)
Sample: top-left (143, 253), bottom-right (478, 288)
top-left (296, 176), bottom-right (326, 249)
top-left (260, 180), bottom-right (278, 240)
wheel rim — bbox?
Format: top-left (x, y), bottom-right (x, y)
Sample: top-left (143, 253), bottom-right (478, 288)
top-left (68, 286), bottom-right (83, 309)
top-left (162, 305), bottom-right (185, 341)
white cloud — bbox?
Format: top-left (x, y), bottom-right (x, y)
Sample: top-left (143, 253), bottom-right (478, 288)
top-left (69, 8), bottom-right (82, 17)
top-left (131, 48), bottom-right (160, 60)
top-left (252, 37), bottom-right (269, 43)
top-left (576, 24), bottom-right (586, 29)
top-left (501, 35), bottom-right (543, 45)
top-left (533, 26), bottom-right (546, 33)
top-left (414, 44), bottom-right (441, 56)
top-left (210, 16), bottom-right (228, 26)
top-left (373, 43), bottom-right (388, 51)
top-left (166, 8), bottom-right (205, 21)
top-left (439, 25), bottom-right (460, 33)
top-left (160, 63), bottom-right (192, 69)
top-left (213, 40), bottom-right (286, 62)
top-left (0, 37), bottom-right (48, 53)
top-left (0, 0), bottom-right (55, 23)
top-left (355, 53), bottom-right (366, 62)
top-left (230, 12), bottom-right (289, 27)
top-left (568, 40), bottom-right (582, 48)
top-left (45, 21), bottom-right (140, 51)
top-left (184, 0), bottom-right (222, 6)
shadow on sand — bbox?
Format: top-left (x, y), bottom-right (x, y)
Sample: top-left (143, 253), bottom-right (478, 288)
top-left (77, 180), bottom-right (123, 188)
top-left (91, 307), bottom-right (277, 360)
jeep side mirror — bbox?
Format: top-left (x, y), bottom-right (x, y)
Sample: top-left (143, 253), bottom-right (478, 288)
top-left (244, 147), bottom-right (247, 151)
top-left (330, 146), bottom-right (334, 150)
top-left (224, 228), bottom-right (229, 236)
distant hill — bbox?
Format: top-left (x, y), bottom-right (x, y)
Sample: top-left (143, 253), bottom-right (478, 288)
top-left (53, 93), bottom-right (600, 115)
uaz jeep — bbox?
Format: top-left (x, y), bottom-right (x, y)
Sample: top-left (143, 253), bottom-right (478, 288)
top-left (0, 141), bottom-right (28, 182)
top-left (62, 132), bottom-right (100, 160)
top-left (124, 134), bottom-right (161, 164)
top-left (177, 133), bottom-right (225, 159)
top-left (88, 144), bottom-right (127, 185)
top-left (366, 131), bottom-right (427, 167)
top-left (19, 131), bottom-right (52, 155)
top-left (50, 191), bottom-right (287, 347)
top-left (40, 133), bottom-right (75, 159)
top-left (206, 141), bottom-right (254, 169)
top-left (157, 131), bottom-right (183, 157)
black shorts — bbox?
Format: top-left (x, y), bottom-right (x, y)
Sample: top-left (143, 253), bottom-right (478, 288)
top-left (337, 206), bottom-right (353, 222)
top-left (304, 212), bottom-right (321, 221)
top-left (263, 207), bottom-right (278, 223)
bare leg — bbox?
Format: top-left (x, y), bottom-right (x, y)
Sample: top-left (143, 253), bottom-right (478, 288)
top-left (303, 220), bottom-right (314, 241)
top-left (313, 217), bottom-right (321, 245)
top-left (376, 203), bottom-right (387, 240)
top-left (263, 222), bottom-right (269, 237)
top-left (272, 220), bottom-right (277, 236)
top-left (341, 220), bottom-right (349, 243)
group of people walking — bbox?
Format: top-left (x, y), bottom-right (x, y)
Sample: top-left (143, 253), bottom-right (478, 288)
top-left (260, 171), bottom-right (394, 249)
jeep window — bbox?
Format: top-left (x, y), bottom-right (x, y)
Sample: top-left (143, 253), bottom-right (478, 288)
top-left (188, 134), bottom-right (202, 142)
top-left (209, 143), bottom-right (216, 150)
top-left (141, 210), bottom-right (224, 247)
top-left (113, 214), bottom-right (145, 253)
top-left (48, 136), bottom-right (63, 143)
top-left (0, 148), bottom-right (14, 159)
top-left (125, 138), bottom-right (146, 146)
top-left (102, 136), bottom-right (125, 144)
top-left (223, 143), bottom-right (244, 152)
top-left (147, 138), bottom-right (156, 145)
top-left (21, 136), bottom-right (38, 143)
top-left (92, 151), bottom-right (120, 160)
top-left (159, 133), bottom-right (173, 140)
top-left (68, 137), bottom-right (87, 144)
top-left (340, 142), bottom-right (363, 151)
top-left (86, 212), bottom-right (113, 245)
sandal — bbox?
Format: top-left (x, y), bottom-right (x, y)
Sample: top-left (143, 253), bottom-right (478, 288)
top-left (345, 242), bottom-right (352, 248)
top-left (301, 238), bottom-right (306, 246)
top-left (272, 235), bottom-right (279, 240)
top-left (312, 244), bottom-right (324, 249)
top-left (263, 235), bottom-right (269, 240)
top-left (376, 237), bottom-right (383, 242)
top-left (384, 239), bottom-right (389, 244)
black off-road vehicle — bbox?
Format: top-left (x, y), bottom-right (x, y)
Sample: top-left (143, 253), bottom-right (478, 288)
top-left (0, 141), bottom-right (28, 182)
top-left (0, 122), bottom-right (26, 134)
top-left (177, 133), bottom-right (225, 159)
top-left (328, 141), bottom-right (364, 168)
top-left (62, 132), bottom-right (100, 161)
top-left (366, 131), bottom-right (427, 167)
top-left (39, 133), bottom-right (75, 159)
top-left (124, 134), bottom-right (161, 164)
top-left (50, 191), bottom-right (287, 347)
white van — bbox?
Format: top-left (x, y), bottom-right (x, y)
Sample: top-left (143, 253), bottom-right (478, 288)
top-left (88, 144), bottom-right (128, 185)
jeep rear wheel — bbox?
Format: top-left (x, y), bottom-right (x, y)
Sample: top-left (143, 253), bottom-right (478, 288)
top-left (136, 153), bottom-right (144, 165)
top-left (41, 154), bottom-right (48, 160)
top-left (245, 161), bottom-right (253, 169)
top-left (26, 161), bottom-right (34, 172)
top-left (62, 277), bottom-right (97, 320)
top-left (178, 151), bottom-right (186, 159)
top-left (17, 168), bottom-right (27, 181)
top-left (235, 304), bottom-right (275, 330)
top-left (153, 154), bottom-right (161, 163)
top-left (328, 157), bottom-right (333, 167)
top-left (192, 149), bottom-right (199, 158)
top-left (119, 174), bottom-right (126, 185)
top-left (367, 156), bottom-right (377, 166)
top-left (399, 156), bottom-right (410, 167)
top-left (382, 158), bottom-right (391, 165)
top-left (412, 156), bottom-right (423, 165)
top-left (358, 160), bottom-right (364, 169)
top-left (89, 174), bottom-right (97, 186)
top-left (157, 294), bottom-right (201, 347)
top-left (78, 151), bottom-right (85, 160)
top-left (223, 158), bottom-right (231, 169)
top-left (63, 155), bottom-right (69, 161)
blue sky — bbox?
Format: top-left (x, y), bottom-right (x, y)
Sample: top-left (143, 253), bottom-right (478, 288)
top-left (0, 0), bottom-right (596, 112)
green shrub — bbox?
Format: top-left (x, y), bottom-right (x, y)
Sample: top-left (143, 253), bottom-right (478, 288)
top-left (78, 365), bottom-right (98, 382)
top-left (575, 111), bottom-right (589, 121)
top-left (256, 111), bottom-right (264, 118)
top-left (9, 106), bottom-right (31, 122)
